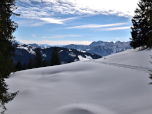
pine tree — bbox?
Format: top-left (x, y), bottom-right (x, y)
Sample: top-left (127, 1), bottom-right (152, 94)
top-left (42, 60), bottom-right (47, 67)
top-left (34, 48), bottom-right (42, 68)
top-left (15, 60), bottom-right (22, 71)
top-left (146, 8), bottom-right (152, 49)
top-left (149, 55), bottom-right (152, 85)
top-left (0, 78), bottom-right (18, 114)
top-left (130, 0), bottom-right (152, 49)
top-left (149, 73), bottom-right (152, 85)
top-left (0, 0), bottom-right (20, 113)
top-left (27, 58), bottom-right (35, 69)
top-left (0, 0), bottom-right (20, 78)
top-left (50, 47), bottom-right (60, 66)
top-left (22, 62), bottom-right (27, 70)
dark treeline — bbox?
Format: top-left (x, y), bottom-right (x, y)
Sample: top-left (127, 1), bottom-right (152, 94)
top-left (15, 47), bottom-right (61, 71)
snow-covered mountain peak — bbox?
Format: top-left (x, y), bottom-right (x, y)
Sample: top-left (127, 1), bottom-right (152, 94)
top-left (64, 40), bottom-right (132, 56)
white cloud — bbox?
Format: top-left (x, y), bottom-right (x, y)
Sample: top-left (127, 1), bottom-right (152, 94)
top-left (42, 35), bottom-right (81, 38)
top-left (17, 0), bottom-right (139, 18)
top-left (116, 38), bottom-right (122, 41)
top-left (18, 40), bottom-right (91, 45)
top-left (31, 22), bottom-right (47, 26)
top-left (100, 26), bottom-right (131, 31)
top-left (67, 23), bottom-right (128, 29)
top-left (31, 35), bottom-right (36, 37)
top-left (17, 16), bottom-right (79, 26)
top-left (39, 18), bottom-right (64, 24)
top-left (17, 19), bottom-right (47, 26)
top-left (39, 17), bottom-right (79, 24)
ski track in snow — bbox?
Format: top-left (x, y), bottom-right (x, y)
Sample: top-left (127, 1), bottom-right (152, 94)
top-left (84, 60), bottom-right (152, 73)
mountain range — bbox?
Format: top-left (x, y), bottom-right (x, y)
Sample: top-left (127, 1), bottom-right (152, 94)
top-left (12, 40), bottom-right (132, 65)
top-left (12, 43), bottom-right (102, 65)
top-left (63, 41), bottom-right (132, 56)
top-left (24, 40), bottom-right (132, 56)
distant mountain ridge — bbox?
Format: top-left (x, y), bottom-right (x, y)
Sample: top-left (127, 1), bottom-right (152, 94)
top-left (27, 43), bottom-right (64, 48)
top-left (63, 41), bottom-right (132, 56)
top-left (12, 43), bottom-right (102, 65)
top-left (14, 40), bottom-right (132, 56)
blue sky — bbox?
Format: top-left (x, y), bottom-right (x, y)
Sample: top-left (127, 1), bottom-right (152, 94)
top-left (13, 0), bottom-right (139, 45)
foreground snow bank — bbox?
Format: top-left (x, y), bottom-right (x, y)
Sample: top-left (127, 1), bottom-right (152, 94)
top-left (4, 49), bottom-right (152, 114)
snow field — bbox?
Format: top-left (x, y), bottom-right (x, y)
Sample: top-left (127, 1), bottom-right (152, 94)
top-left (3, 49), bottom-right (152, 114)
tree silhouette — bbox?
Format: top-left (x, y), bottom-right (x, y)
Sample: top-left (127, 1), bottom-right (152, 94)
top-left (27, 58), bottom-right (35, 69)
top-left (50, 47), bottom-right (60, 66)
top-left (34, 48), bottom-right (42, 68)
top-left (130, 0), bottom-right (152, 49)
top-left (22, 62), bottom-right (27, 70)
top-left (146, 8), bottom-right (152, 49)
top-left (42, 60), bottom-right (47, 67)
top-left (15, 60), bottom-right (22, 71)
top-left (0, 0), bottom-right (20, 113)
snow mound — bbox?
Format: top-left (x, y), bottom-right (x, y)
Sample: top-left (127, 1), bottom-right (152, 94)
top-left (56, 104), bottom-right (116, 114)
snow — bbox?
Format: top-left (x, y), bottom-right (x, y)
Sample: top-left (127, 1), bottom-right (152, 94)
top-left (85, 55), bottom-right (93, 60)
top-left (69, 52), bottom-right (76, 57)
top-left (74, 59), bottom-right (78, 62)
top-left (80, 51), bottom-right (86, 53)
top-left (40, 51), bottom-right (46, 57)
top-left (17, 46), bottom-right (35, 55)
top-left (59, 50), bottom-right (63, 53)
top-left (42, 54), bottom-right (46, 57)
top-left (97, 48), bottom-right (152, 68)
top-left (29, 48), bottom-right (35, 55)
top-left (78, 55), bottom-right (91, 61)
top-left (17, 46), bottom-right (28, 51)
top-left (3, 49), bottom-right (152, 114)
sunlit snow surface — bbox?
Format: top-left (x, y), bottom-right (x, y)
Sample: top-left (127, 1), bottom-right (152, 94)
top-left (78, 55), bottom-right (92, 60)
top-left (4, 49), bottom-right (152, 114)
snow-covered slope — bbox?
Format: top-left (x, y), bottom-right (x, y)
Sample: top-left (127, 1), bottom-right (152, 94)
top-left (4, 49), bottom-right (152, 114)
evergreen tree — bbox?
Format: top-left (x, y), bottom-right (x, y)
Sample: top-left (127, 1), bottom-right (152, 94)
top-left (0, 0), bottom-right (20, 113)
top-left (47, 60), bottom-right (50, 66)
top-left (130, 0), bottom-right (152, 49)
top-left (149, 55), bottom-right (152, 85)
top-left (146, 8), bottom-right (152, 49)
top-left (27, 58), bottom-right (35, 69)
top-left (0, 78), bottom-right (18, 114)
top-left (22, 62), bottom-right (27, 70)
top-left (34, 48), bottom-right (42, 68)
top-left (0, 0), bottom-right (20, 77)
top-left (15, 60), bottom-right (22, 71)
top-left (42, 60), bottom-right (47, 67)
top-left (50, 47), bottom-right (60, 66)
top-left (149, 73), bottom-right (152, 85)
